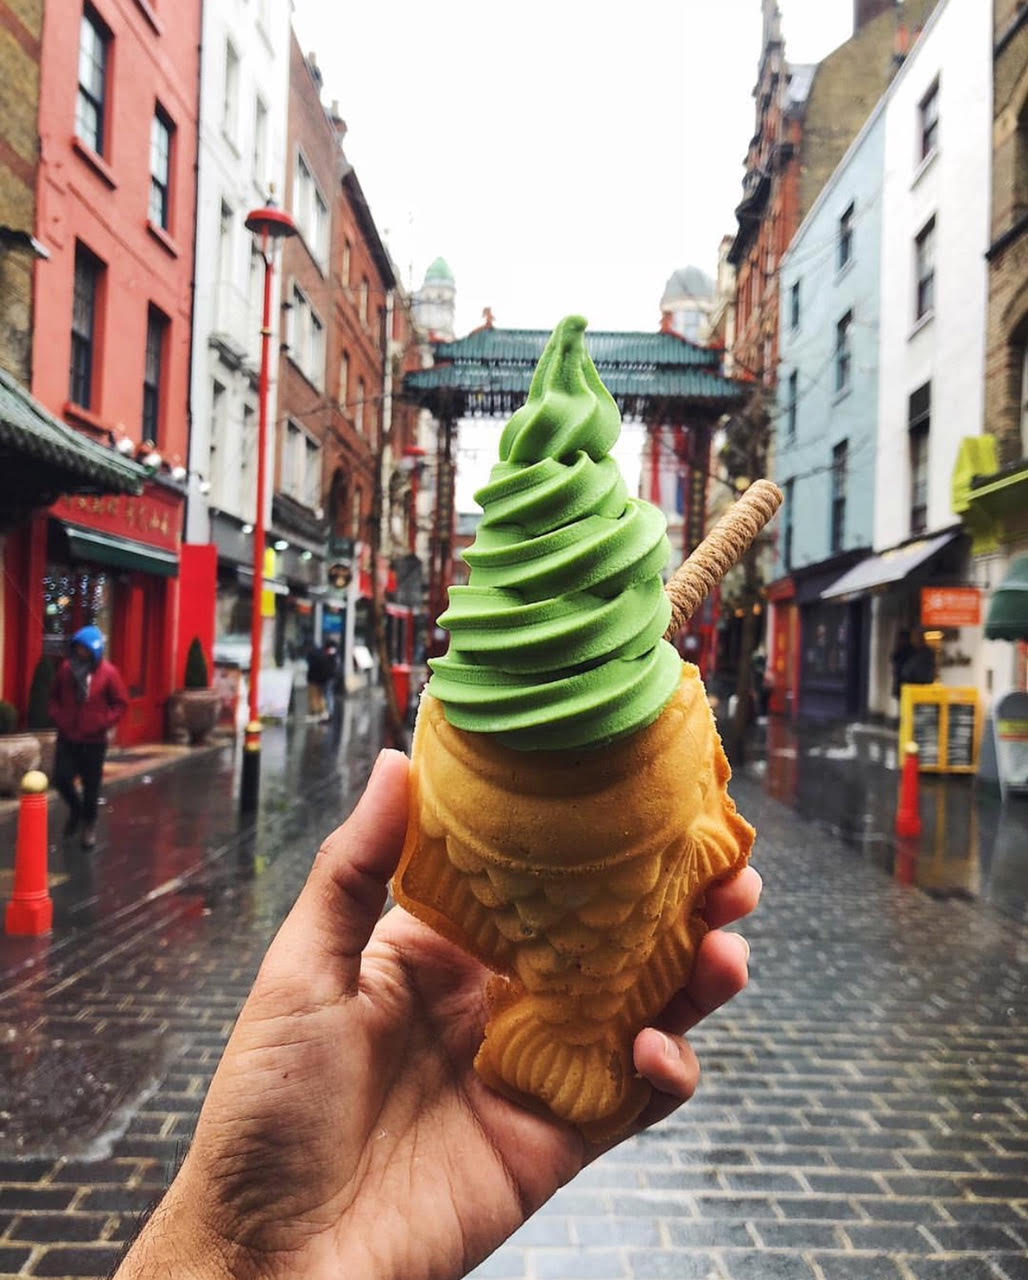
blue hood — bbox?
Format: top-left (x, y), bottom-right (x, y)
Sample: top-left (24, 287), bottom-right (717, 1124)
top-left (71, 625), bottom-right (105, 668)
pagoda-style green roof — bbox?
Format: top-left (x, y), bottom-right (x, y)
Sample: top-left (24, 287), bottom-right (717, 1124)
top-left (402, 326), bottom-right (746, 419)
top-left (0, 367), bottom-right (146, 496)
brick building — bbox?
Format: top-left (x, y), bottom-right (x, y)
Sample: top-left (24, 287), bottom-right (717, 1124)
top-left (0, 0), bottom-right (43, 384)
top-left (951, 0), bottom-right (1028, 709)
top-left (277, 36), bottom-right (426, 680)
top-left (3, 0), bottom-right (202, 744)
top-left (981, 0), bottom-right (1028, 471)
top-left (730, 0), bottom-right (938, 389)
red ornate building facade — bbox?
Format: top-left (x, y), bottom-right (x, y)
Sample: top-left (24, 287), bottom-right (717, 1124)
top-left (3, 0), bottom-right (202, 743)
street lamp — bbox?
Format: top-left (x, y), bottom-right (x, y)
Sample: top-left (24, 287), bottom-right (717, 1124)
top-left (240, 198), bottom-right (298, 813)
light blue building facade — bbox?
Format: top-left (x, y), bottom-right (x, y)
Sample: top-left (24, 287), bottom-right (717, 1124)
top-left (772, 104), bottom-right (885, 718)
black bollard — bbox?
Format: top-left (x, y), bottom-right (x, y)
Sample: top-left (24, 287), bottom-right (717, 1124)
top-left (239, 720), bottom-right (262, 814)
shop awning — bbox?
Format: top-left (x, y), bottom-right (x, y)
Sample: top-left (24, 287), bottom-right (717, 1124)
top-left (0, 367), bottom-right (146, 493)
top-left (65, 523), bottom-right (179, 577)
top-left (820, 530), bottom-right (960, 601)
top-left (237, 567), bottom-right (289, 595)
top-left (986, 555), bottom-right (1028, 641)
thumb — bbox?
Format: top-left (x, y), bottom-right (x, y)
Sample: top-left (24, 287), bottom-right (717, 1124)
top-left (267, 749), bottom-right (410, 999)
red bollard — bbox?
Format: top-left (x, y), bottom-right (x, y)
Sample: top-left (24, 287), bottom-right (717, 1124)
top-left (5, 770), bottom-right (53, 937)
top-left (895, 741), bottom-right (922, 840)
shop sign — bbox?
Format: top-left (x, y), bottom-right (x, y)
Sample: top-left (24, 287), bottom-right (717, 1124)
top-left (53, 489), bottom-right (181, 553)
top-left (921, 586), bottom-right (981, 628)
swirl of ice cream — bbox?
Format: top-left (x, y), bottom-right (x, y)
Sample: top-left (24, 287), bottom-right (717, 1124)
top-left (427, 315), bottom-right (682, 750)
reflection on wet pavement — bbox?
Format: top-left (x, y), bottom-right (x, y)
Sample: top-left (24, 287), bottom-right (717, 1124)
top-left (0, 692), bottom-right (383, 1158)
top-left (742, 715), bottom-right (1028, 923)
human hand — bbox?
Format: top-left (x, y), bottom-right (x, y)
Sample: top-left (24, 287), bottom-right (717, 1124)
top-left (116, 749), bottom-right (760, 1280)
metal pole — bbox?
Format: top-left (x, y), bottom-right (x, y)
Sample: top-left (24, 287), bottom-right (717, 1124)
top-left (241, 230), bottom-right (273, 814)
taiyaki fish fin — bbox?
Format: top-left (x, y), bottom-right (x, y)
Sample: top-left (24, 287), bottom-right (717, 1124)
top-left (473, 985), bottom-right (650, 1143)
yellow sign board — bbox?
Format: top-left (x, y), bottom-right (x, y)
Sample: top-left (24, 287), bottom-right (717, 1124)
top-left (261, 548), bottom-right (277, 619)
top-left (899, 684), bottom-right (980, 774)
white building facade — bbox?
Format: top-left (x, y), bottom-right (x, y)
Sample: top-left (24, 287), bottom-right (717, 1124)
top-left (185, 0), bottom-right (292, 641)
top-left (861, 0), bottom-right (992, 714)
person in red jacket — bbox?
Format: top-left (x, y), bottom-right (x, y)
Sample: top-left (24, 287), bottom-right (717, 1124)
top-left (48, 625), bottom-right (128, 848)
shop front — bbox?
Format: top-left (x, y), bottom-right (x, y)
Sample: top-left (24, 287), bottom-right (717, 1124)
top-left (823, 528), bottom-right (970, 719)
top-left (6, 483), bottom-right (185, 746)
top-left (785, 552), bottom-right (870, 722)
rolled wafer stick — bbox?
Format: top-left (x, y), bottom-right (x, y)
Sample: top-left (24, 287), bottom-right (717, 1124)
top-left (664, 478), bottom-right (784, 639)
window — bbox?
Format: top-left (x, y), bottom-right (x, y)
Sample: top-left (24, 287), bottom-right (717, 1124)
top-left (359, 277), bottom-right (369, 325)
top-left (355, 378), bottom-right (365, 434)
top-left (908, 382), bottom-right (930, 535)
top-left (1021, 345), bottom-right (1028, 458)
top-left (253, 98), bottom-right (268, 189)
top-left (830, 440), bottom-right (848, 554)
top-left (149, 109), bottom-right (174, 230)
top-left (294, 153), bottom-right (329, 266)
top-left (782, 478), bottom-right (794, 572)
top-left (247, 244), bottom-right (262, 355)
top-left (241, 402), bottom-right (256, 519)
top-left (835, 311), bottom-right (852, 394)
top-left (305, 437), bottom-right (321, 509)
top-left (209, 379), bottom-right (226, 499)
top-left (70, 242), bottom-right (103, 408)
top-left (837, 203), bottom-right (854, 271)
top-left (919, 79), bottom-right (939, 162)
top-left (351, 486), bottom-right (363, 539)
top-left (223, 42), bottom-right (239, 140)
top-left (914, 217), bottom-right (936, 321)
top-left (339, 351), bottom-right (349, 407)
top-left (342, 238), bottom-right (352, 286)
top-left (76, 8), bottom-right (110, 156)
top-left (789, 280), bottom-right (800, 331)
top-left (289, 285), bottom-right (325, 388)
top-left (142, 306), bottom-right (168, 444)
top-left (785, 369), bottom-right (798, 442)
top-left (215, 201), bottom-right (234, 330)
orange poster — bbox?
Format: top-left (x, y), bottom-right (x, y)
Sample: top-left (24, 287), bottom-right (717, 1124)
top-left (921, 587), bottom-right (982, 628)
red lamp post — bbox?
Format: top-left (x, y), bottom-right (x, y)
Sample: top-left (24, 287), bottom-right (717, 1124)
top-left (240, 199), bottom-right (298, 813)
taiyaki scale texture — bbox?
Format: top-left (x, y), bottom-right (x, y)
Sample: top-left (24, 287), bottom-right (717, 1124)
top-left (393, 665), bottom-right (754, 1140)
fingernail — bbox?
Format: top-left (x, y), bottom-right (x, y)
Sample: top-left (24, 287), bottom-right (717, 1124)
top-left (658, 1031), bottom-right (675, 1058)
top-left (737, 934), bottom-right (751, 962)
top-left (369, 750), bottom-right (387, 781)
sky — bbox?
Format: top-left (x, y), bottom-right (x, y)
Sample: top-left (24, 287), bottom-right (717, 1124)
top-left (291, 1), bottom-right (854, 339)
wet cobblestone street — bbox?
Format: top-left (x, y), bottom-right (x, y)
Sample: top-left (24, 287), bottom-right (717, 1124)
top-left (0, 703), bottom-right (1025, 1279)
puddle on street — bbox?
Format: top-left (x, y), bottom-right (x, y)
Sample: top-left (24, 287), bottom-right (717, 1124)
top-left (738, 715), bottom-right (1028, 923)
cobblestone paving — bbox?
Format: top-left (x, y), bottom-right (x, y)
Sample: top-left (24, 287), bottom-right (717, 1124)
top-left (0, 746), bottom-right (1025, 1278)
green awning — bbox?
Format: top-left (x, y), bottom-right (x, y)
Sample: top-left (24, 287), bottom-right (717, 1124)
top-left (986, 555), bottom-right (1028, 641)
top-left (65, 524), bottom-right (179, 577)
top-left (0, 367), bottom-right (146, 493)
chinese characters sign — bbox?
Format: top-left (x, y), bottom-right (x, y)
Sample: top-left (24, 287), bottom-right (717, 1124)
top-left (52, 487), bottom-right (183, 553)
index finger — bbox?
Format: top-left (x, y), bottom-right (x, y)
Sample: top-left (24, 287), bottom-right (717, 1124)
top-left (700, 865), bottom-right (762, 929)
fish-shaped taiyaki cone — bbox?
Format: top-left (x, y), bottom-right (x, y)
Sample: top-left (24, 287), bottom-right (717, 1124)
top-left (391, 316), bottom-right (765, 1140)
top-left (393, 665), bottom-right (755, 1140)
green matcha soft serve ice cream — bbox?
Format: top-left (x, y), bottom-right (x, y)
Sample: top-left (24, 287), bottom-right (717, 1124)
top-left (427, 315), bottom-right (682, 751)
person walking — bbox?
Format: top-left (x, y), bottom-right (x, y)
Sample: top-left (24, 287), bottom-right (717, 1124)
top-left (900, 625), bottom-right (936, 687)
top-left (322, 641), bottom-right (340, 721)
top-left (47, 625), bottom-right (128, 848)
top-left (306, 644), bottom-right (329, 720)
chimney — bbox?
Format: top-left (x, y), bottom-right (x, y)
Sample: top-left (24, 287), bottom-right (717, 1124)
top-left (307, 50), bottom-right (323, 88)
top-left (329, 99), bottom-right (347, 139)
top-left (854, 0), bottom-right (895, 31)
